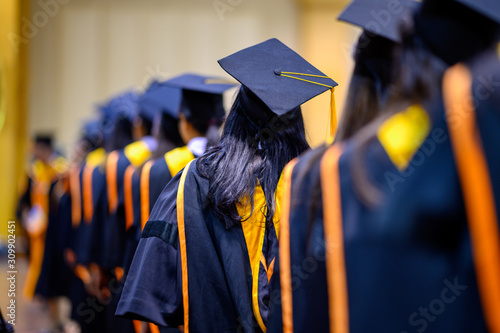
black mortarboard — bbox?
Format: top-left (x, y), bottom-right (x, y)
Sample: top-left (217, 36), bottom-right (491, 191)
top-left (338, 0), bottom-right (420, 43)
top-left (100, 90), bottom-right (139, 122)
top-left (455, 0), bottom-right (500, 25)
top-left (415, 0), bottom-right (500, 65)
top-left (80, 119), bottom-right (103, 145)
top-left (165, 73), bottom-right (236, 124)
top-left (138, 80), bottom-right (182, 121)
top-left (218, 38), bottom-right (338, 137)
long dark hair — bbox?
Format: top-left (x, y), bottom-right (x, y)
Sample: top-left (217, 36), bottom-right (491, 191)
top-left (294, 33), bottom-right (401, 231)
top-left (181, 90), bottom-right (224, 148)
top-left (349, 20), bottom-right (448, 206)
top-left (196, 87), bottom-right (310, 229)
top-left (336, 33), bottom-right (397, 141)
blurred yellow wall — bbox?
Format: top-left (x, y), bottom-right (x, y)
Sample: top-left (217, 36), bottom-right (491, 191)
top-left (0, 0), bottom-right (29, 241)
top-left (26, 0), bottom-right (360, 150)
top-left (27, 0), bottom-right (300, 154)
top-left (299, 0), bottom-right (358, 146)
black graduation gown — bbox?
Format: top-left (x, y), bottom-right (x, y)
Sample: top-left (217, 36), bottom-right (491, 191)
top-left (101, 139), bottom-right (155, 272)
top-left (117, 161), bottom-right (282, 332)
top-left (270, 57), bottom-right (500, 332)
top-left (471, 50), bottom-right (500, 218)
top-left (75, 163), bottom-right (108, 266)
top-left (35, 180), bottom-right (73, 299)
top-left (101, 140), bottom-right (157, 333)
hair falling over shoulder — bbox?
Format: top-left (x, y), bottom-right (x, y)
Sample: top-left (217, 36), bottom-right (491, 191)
top-left (196, 88), bottom-right (310, 229)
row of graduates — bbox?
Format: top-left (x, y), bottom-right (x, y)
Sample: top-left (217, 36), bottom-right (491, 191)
top-left (26, 0), bottom-right (500, 332)
top-left (117, 0), bottom-right (500, 332)
top-left (23, 72), bottom-right (237, 331)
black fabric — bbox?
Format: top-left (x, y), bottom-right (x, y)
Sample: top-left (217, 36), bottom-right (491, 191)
top-left (142, 220), bottom-right (178, 248)
top-left (118, 164), bottom-right (272, 332)
top-left (101, 150), bottom-right (133, 271)
top-left (415, 0), bottom-right (500, 65)
top-left (338, 0), bottom-right (419, 42)
top-left (116, 172), bottom-right (184, 327)
top-left (270, 85), bottom-right (493, 331)
top-left (35, 181), bottom-right (73, 298)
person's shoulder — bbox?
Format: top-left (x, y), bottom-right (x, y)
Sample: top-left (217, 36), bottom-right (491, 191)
top-left (183, 159), bottom-right (208, 186)
top-left (148, 155), bottom-right (168, 176)
top-left (164, 146), bottom-right (195, 177)
top-left (295, 145), bottom-right (327, 172)
top-left (291, 143), bottom-right (348, 182)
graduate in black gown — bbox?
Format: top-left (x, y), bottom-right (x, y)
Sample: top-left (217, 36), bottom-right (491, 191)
top-left (272, 0), bottom-right (500, 332)
top-left (132, 74), bottom-right (236, 234)
top-left (122, 75), bottom-right (235, 333)
top-left (100, 90), bottom-right (158, 282)
top-left (116, 38), bottom-right (337, 332)
top-left (268, 1), bottom-right (420, 331)
top-left (122, 80), bottom-right (184, 272)
top-left (61, 119), bottom-right (107, 332)
top-left (71, 92), bottom-right (137, 333)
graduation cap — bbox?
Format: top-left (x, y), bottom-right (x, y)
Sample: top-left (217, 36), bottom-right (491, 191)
top-left (218, 38), bottom-right (338, 139)
top-left (98, 90), bottom-right (139, 123)
top-left (164, 73), bottom-right (236, 124)
top-left (138, 80), bottom-right (182, 121)
top-left (338, 0), bottom-right (420, 43)
top-left (80, 119), bottom-right (103, 144)
top-left (454, 0), bottom-right (500, 25)
top-left (415, 0), bottom-right (500, 65)
top-left (34, 134), bottom-right (53, 147)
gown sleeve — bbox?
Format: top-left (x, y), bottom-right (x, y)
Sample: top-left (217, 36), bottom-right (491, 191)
top-left (116, 171), bottom-right (184, 328)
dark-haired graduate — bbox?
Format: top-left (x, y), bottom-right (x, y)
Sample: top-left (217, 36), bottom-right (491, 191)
top-left (67, 95), bottom-right (135, 333)
top-left (56, 119), bottom-right (107, 332)
top-left (121, 80), bottom-right (184, 266)
top-left (335, 0), bottom-right (420, 141)
top-left (268, 1), bottom-right (420, 331)
top-left (273, 0), bottom-right (500, 332)
top-left (73, 92), bottom-right (135, 289)
top-left (120, 75), bottom-right (234, 333)
top-left (122, 80), bottom-right (185, 273)
top-left (100, 89), bottom-right (158, 280)
top-left (97, 89), bottom-right (164, 333)
top-left (65, 91), bottom-right (140, 333)
top-left (116, 38), bottom-right (337, 332)
top-left (131, 74), bottom-right (236, 236)
top-left (18, 134), bottom-right (67, 300)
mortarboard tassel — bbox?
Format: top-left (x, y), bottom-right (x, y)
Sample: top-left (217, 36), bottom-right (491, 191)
top-left (278, 71), bottom-right (337, 144)
top-left (328, 88), bottom-right (337, 144)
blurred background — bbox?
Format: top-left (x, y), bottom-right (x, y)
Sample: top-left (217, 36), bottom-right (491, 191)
top-left (0, 0), bottom-right (358, 256)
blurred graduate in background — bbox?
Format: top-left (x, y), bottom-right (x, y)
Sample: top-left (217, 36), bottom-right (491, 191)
top-left (118, 75), bottom-right (234, 333)
top-left (16, 134), bottom-right (67, 331)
